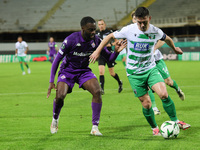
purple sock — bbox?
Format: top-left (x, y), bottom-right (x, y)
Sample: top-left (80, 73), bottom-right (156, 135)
top-left (91, 102), bottom-right (102, 126)
top-left (53, 100), bottom-right (63, 119)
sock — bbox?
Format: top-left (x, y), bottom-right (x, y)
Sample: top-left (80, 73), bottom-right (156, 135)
top-left (161, 96), bottom-right (178, 121)
top-left (170, 79), bottom-right (179, 91)
top-left (99, 75), bottom-right (104, 90)
top-left (25, 63), bottom-right (29, 69)
top-left (91, 102), bottom-right (102, 126)
top-left (122, 61), bottom-right (126, 67)
top-left (53, 99), bottom-right (64, 120)
top-left (113, 73), bottom-right (121, 85)
top-left (142, 107), bottom-right (157, 128)
top-left (148, 90), bottom-right (156, 108)
top-left (20, 63), bottom-right (24, 71)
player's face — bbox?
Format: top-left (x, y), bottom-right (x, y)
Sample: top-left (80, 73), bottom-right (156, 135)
top-left (82, 22), bottom-right (96, 41)
top-left (98, 20), bottom-right (106, 31)
top-left (49, 37), bottom-right (54, 42)
top-left (136, 16), bottom-right (151, 31)
top-left (18, 37), bottom-right (22, 42)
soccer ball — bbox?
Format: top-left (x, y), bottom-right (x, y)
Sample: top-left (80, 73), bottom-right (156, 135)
top-left (160, 121), bottom-right (180, 139)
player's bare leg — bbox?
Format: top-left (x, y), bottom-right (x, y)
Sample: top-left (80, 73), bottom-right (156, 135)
top-left (108, 67), bottom-right (123, 93)
top-left (99, 65), bottom-right (105, 95)
top-left (138, 93), bottom-right (161, 136)
top-left (164, 77), bottom-right (185, 100)
top-left (50, 82), bottom-right (69, 134)
top-left (152, 82), bottom-right (190, 129)
top-left (83, 78), bottom-right (103, 136)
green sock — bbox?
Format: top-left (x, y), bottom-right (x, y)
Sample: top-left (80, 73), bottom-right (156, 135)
top-left (142, 107), bottom-right (157, 128)
top-left (20, 63), bottom-right (24, 71)
top-left (25, 63), bottom-right (29, 68)
top-left (170, 79), bottom-right (179, 91)
top-left (161, 96), bottom-right (178, 121)
top-left (148, 90), bottom-right (156, 108)
top-left (122, 61), bottom-right (126, 67)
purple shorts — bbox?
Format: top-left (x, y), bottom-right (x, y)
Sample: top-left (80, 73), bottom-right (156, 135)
top-left (57, 70), bottom-right (97, 93)
top-left (49, 53), bottom-right (56, 57)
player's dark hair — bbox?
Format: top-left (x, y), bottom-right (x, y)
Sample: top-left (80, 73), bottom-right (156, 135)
top-left (80, 16), bottom-right (96, 27)
top-left (18, 36), bottom-right (22, 39)
top-left (135, 7), bottom-right (149, 18)
top-left (98, 19), bottom-right (105, 23)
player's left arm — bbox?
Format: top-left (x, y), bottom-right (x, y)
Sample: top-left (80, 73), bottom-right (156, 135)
top-left (154, 40), bottom-right (165, 52)
top-left (25, 46), bottom-right (29, 54)
top-left (164, 35), bottom-right (183, 54)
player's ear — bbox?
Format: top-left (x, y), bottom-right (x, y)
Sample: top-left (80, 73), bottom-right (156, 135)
top-left (149, 16), bottom-right (152, 21)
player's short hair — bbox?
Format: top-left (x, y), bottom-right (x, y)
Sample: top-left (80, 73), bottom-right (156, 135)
top-left (18, 36), bottom-right (22, 39)
top-left (98, 19), bottom-right (105, 23)
top-left (135, 7), bottom-right (149, 18)
top-left (80, 16), bottom-right (96, 27)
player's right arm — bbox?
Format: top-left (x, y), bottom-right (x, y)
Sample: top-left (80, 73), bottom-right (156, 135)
top-left (164, 35), bottom-right (183, 54)
top-left (154, 40), bottom-right (165, 52)
top-left (47, 39), bottom-right (69, 98)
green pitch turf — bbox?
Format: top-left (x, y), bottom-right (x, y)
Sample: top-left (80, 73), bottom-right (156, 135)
top-left (0, 61), bottom-right (200, 150)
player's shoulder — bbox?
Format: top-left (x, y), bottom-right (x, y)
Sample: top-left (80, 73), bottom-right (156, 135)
top-left (149, 24), bottom-right (161, 32)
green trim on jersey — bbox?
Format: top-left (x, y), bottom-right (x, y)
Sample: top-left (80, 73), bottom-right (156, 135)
top-left (138, 34), bottom-right (157, 39)
top-left (129, 55), bottom-right (151, 61)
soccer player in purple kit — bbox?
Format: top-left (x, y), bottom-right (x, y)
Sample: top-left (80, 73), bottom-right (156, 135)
top-left (47, 16), bottom-right (127, 136)
top-left (47, 37), bottom-right (58, 63)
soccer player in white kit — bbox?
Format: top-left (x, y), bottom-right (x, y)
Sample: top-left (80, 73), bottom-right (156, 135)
top-left (15, 36), bottom-right (31, 75)
top-left (90, 7), bottom-right (190, 135)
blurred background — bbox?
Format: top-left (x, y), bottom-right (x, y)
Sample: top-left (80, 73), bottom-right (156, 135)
top-left (0, 0), bottom-right (200, 62)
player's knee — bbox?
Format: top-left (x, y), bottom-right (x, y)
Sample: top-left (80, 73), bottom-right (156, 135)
top-left (142, 100), bottom-right (151, 109)
top-left (109, 72), bottom-right (115, 77)
top-left (56, 92), bottom-right (66, 101)
top-left (159, 91), bottom-right (168, 99)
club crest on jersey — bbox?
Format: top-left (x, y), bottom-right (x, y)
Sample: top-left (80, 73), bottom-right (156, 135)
top-left (91, 42), bottom-right (95, 48)
top-left (134, 43), bottom-right (149, 51)
top-left (61, 75), bottom-right (66, 79)
top-left (147, 34), bottom-right (156, 39)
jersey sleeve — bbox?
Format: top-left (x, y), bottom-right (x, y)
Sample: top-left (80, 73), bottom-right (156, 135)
top-left (58, 38), bottom-right (71, 56)
top-left (24, 41), bottom-right (28, 47)
top-left (157, 27), bottom-right (166, 41)
top-left (113, 26), bottom-right (128, 39)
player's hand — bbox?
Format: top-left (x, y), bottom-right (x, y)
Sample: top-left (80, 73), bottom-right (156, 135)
top-left (174, 47), bottom-right (183, 54)
top-left (115, 39), bottom-right (127, 53)
top-left (89, 50), bottom-right (101, 64)
top-left (47, 82), bottom-right (57, 98)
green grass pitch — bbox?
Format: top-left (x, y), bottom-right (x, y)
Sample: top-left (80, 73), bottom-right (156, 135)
top-left (0, 60), bottom-right (200, 150)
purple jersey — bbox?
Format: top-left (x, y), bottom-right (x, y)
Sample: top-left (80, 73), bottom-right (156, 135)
top-left (48, 41), bottom-right (57, 55)
top-left (49, 31), bottom-right (119, 82)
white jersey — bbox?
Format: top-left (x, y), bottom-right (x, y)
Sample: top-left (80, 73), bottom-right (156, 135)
top-left (15, 41), bottom-right (28, 56)
top-left (113, 23), bottom-right (165, 76)
top-left (154, 49), bottom-right (163, 61)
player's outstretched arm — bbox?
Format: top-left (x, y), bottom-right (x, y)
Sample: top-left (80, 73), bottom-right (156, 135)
top-left (165, 35), bottom-right (183, 54)
top-left (89, 33), bottom-right (115, 63)
top-left (154, 40), bottom-right (165, 51)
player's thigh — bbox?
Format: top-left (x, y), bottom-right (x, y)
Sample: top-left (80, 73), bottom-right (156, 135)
top-left (128, 74), bottom-right (148, 97)
top-left (156, 59), bottom-right (170, 79)
top-left (151, 82), bottom-right (168, 99)
top-left (98, 65), bottom-right (105, 75)
top-left (56, 82), bottom-right (69, 99)
top-left (82, 78), bottom-right (101, 96)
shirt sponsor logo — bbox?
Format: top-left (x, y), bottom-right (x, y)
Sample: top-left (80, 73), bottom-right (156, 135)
top-left (59, 49), bottom-right (64, 55)
top-left (76, 43), bottom-right (81, 46)
top-left (73, 51), bottom-right (92, 56)
top-left (91, 42), bottom-right (95, 48)
top-left (134, 43), bottom-right (149, 51)
top-left (61, 75), bottom-right (66, 79)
